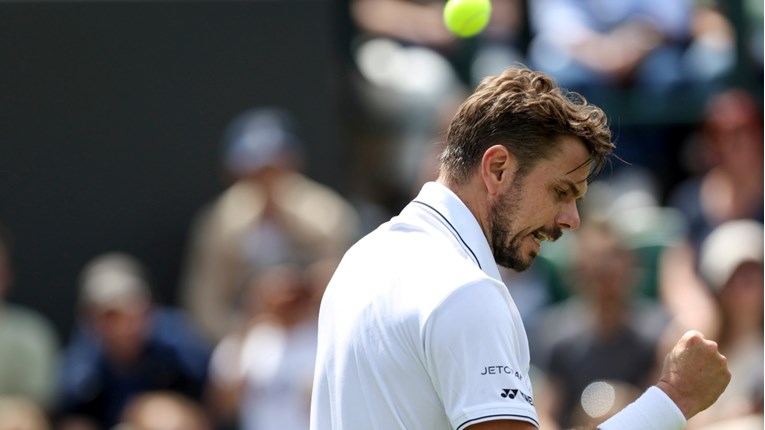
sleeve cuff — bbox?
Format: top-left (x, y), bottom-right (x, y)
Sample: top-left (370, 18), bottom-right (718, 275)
top-left (598, 386), bottom-right (686, 430)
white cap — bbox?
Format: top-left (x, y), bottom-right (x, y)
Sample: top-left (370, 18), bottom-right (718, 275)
top-left (699, 220), bottom-right (764, 291)
top-left (79, 252), bottom-right (150, 309)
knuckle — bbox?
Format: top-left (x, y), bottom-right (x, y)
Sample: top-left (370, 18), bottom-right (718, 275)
top-left (683, 330), bottom-right (704, 345)
top-left (719, 354), bottom-right (728, 365)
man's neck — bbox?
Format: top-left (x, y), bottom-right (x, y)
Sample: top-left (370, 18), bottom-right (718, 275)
top-left (437, 176), bottom-right (491, 242)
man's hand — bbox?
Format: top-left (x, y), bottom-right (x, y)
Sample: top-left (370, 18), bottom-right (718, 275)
top-left (656, 330), bottom-right (731, 419)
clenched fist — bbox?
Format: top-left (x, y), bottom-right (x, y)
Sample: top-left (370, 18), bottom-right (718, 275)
top-left (656, 330), bottom-right (731, 419)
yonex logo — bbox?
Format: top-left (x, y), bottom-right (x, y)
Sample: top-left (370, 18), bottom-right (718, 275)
top-left (501, 388), bottom-right (534, 405)
top-left (501, 389), bottom-right (518, 399)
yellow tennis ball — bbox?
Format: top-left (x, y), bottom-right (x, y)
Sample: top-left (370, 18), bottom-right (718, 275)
top-left (443, 0), bottom-right (492, 38)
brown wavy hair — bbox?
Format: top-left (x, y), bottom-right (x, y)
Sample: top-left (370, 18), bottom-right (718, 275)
top-left (439, 67), bottom-right (615, 185)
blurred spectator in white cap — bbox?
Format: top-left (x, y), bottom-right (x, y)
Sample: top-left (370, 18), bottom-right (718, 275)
top-left (54, 252), bottom-right (211, 430)
top-left (179, 107), bottom-right (360, 342)
top-left (0, 223), bottom-right (59, 410)
top-left (687, 220), bottom-right (763, 430)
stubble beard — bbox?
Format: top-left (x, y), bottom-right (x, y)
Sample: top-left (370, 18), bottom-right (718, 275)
top-left (489, 188), bottom-right (535, 272)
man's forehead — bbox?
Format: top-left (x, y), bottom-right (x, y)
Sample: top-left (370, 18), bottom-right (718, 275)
top-left (566, 159), bottom-right (592, 182)
top-left (535, 134), bottom-right (592, 193)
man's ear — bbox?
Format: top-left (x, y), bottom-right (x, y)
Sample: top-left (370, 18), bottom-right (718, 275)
top-left (480, 145), bottom-right (517, 196)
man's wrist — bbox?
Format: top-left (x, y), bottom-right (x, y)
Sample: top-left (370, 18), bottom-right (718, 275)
top-left (655, 380), bottom-right (692, 419)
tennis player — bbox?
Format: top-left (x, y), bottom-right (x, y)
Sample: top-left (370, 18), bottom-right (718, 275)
top-left (310, 67), bottom-right (730, 430)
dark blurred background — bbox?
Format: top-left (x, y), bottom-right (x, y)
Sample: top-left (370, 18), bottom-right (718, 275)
top-left (0, 1), bottom-right (352, 340)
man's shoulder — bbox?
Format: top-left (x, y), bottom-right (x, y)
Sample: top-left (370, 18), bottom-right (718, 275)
top-left (340, 218), bottom-right (497, 306)
top-left (353, 217), bottom-right (478, 268)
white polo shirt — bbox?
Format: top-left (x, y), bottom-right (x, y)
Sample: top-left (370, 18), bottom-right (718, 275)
top-left (310, 181), bottom-right (539, 430)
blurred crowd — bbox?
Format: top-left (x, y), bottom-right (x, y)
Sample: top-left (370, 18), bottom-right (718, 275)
top-left (0, 1), bottom-right (762, 430)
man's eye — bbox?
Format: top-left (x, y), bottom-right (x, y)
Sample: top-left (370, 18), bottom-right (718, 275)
top-left (556, 188), bottom-right (567, 198)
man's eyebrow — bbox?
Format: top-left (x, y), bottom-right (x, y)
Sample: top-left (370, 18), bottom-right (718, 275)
top-left (561, 179), bottom-right (586, 200)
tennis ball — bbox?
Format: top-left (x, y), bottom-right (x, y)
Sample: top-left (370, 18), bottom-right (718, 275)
top-left (443, 0), bottom-right (492, 38)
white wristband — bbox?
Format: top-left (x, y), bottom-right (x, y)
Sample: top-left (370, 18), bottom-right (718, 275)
top-left (598, 386), bottom-right (686, 430)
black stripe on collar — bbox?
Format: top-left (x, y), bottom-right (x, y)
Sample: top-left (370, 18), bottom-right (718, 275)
top-left (412, 200), bottom-right (482, 270)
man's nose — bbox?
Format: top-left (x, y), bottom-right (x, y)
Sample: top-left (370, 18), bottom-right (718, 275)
top-left (556, 201), bottom-right (581, 231)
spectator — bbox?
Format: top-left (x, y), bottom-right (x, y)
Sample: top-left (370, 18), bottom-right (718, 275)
top-left (531, 221), bottom-right (670, 428)
top-left (669, 88), bottom-right (763, 247)
top-left (208, 263), bottom-right (319, 430)
top-left (116, 391), bottom-right (212, 430)
top-left (688, 220), bottom-right (763, 429)
top-left (180, 107), bottom-right (359, 342)
top-left (0, 224), bottom-right (59, 409)
top-left (55, 252), bottom-right (211, 430)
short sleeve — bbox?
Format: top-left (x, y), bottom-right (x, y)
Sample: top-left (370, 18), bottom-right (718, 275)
top-left (423, 281), bottom-right (539, 430)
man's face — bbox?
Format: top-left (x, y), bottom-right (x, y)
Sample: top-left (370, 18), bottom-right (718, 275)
top-left (91, 298), bottom-right (151, 365)
top-left (489, 136), bottom-right (590, 271)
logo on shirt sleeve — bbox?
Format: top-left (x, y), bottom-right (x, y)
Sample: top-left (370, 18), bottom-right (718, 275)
top-left (480, 365), bottom-right (525, 382)
top-left (500, 389), bottom-right (517, 399)
top-left (501, 388), bottom-right (533, 405)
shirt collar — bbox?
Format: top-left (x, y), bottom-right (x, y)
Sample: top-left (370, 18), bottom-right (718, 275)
top-left (409, 181), bottom-right (502, 281)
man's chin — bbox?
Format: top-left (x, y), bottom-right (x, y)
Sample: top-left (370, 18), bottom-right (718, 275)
top-left (496, 252), bottom-right (536, 272)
